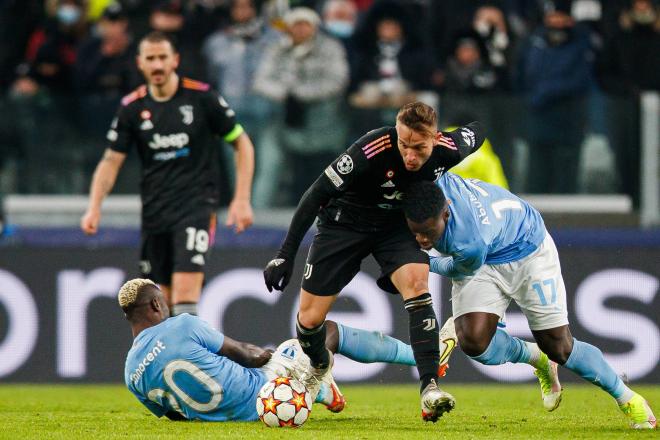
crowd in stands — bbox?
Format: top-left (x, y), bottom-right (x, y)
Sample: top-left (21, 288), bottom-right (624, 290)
top-left (0, 0), bottom-right (659, 204)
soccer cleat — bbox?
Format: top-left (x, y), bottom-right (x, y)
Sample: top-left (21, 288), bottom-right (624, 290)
top-left (420, 378), bottom-right (455, 422)
top-left (317, 376), bottom-right (346, 413)
top-left (438, 316), bottom-right (457, 377)
top-left (619, 393), bottom-right (657, 429)
top-left (298, 349), bottom-right (334, 401)
top-left (533, 352), bottom-right (562, 411)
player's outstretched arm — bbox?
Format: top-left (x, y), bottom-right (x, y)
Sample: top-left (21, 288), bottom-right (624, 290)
top-left (263, 174), bottom-right (341, 292)
top-left (219, 335), bottom-right (273, 368)
top-left (80, 148), bottom-right (126, 235)
top-left (226, 132), bottom-right (255, 234)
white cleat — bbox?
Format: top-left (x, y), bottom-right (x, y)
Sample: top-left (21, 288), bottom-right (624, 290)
top-left (438, 316), bottom-right (457, 377)
top-left (420, 378), bottom-right (455, 422)
top-left (298, 349), bottom-right (333, 401)
top-left (534, 353), bottom-right (562, 411)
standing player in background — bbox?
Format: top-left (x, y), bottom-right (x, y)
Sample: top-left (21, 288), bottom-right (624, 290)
top-left (119, 278), bottom-right (458, 421)
top-left (264, 102), bottom-right (485, 422)
top-left (81, 31), bottom-right (255, 317)
top-left (403, 174), bottom-right (656, 429)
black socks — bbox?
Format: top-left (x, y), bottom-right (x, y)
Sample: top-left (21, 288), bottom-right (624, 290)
top-left (404, 293), bottom-right (440, 391)
top-left (296, 316), bottom-right (330, 369)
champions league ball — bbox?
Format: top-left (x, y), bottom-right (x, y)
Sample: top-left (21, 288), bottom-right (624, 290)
top-left (256, 377), bottom-right (313, 427)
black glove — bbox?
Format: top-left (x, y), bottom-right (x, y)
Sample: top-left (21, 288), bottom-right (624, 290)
top-left (263, 257), bottom-right (294, 292)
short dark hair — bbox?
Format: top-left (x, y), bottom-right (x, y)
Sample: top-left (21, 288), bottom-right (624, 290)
top-left (139, 31), bottom-right (178, 53)
top-left (396, 102), bottom-right (437, 137)
top-left (403, 181), bottom-right (447, 223)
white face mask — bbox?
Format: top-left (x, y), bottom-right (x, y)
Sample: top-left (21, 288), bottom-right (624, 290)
top-left (57, 4), bottom-right (82, 26)
top-left (325, 20), bottom-right (354, 38)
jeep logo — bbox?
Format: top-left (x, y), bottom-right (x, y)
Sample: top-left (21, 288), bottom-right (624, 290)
top-left (148, 133), bottom-right (190, 149)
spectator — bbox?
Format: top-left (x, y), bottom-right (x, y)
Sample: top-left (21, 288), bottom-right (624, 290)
top-left (253, 7), bottom-right (349, 204)
top-left (203, 0), bottom-right (278, 208)
top-left (75, 2), bottom-right (139, 173)
top-left (350, 1), bottom-right (433, 99)
top-left (599, 0), bottom-right (660, 93)
top-left (322, 0), bottom-right (358, 51)
top-left (11, 0), bottom-right (88, 97)
top-left (147, 0), bottom-right (206, 80)
top-left (516, 1), bottom-right (593, 193)
top-left (443, 33), bottom-right (500, 93)
top-left (472, 5), bottom-right (512, 86)
top-left (75, 3), bottom-right (137, 98)
top-left (10, 0), bottom-right (90, 193)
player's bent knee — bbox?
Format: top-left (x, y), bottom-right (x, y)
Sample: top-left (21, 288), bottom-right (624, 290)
top-left (297, 310), bottom-right (325, 329)
top-left (540, 341), bottom-right (573, 365)
top-left (457, 331), bottom-right (491, 358)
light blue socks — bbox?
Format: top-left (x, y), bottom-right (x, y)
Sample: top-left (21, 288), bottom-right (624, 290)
top-left (336, 323), bottom-right (415, 365)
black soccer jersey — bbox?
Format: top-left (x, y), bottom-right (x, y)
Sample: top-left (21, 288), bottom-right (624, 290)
top-left (275, 122), bottom-right (484, 258)
top-left (318, 124), bottom-right (483, 230)
top-left (107, 77), bottom-right (243, 231)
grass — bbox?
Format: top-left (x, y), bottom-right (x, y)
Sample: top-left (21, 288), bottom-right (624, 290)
top-left (1, 384), bottom-right (657, 439)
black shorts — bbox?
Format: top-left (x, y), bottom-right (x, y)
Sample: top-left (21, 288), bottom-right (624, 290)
top-left (301, 223), bottom-right (429, 296)
top-left (139, 212), bottom-right (217, 285)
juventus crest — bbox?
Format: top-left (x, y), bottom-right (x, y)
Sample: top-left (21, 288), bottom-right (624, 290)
top-left (179, 105), bottom-right (194, 125)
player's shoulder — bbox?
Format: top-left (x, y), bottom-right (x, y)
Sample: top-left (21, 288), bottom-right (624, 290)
top-left (354, 126), bottom-right (396, 160)
top-left (181, 77), bottom-right (212, 93)
top-left (120, 85), bottom-right (147, 107)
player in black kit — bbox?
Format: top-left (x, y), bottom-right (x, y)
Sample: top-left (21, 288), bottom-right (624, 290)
top-left (81, 32), bottom-right (255, 317)
top-left (264, 102), bottom-right (484, 422)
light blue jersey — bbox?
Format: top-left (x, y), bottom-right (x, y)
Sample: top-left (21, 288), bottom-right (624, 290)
top-left (124, 314), bottom-right (268, 421)
top-left (431, 173), bottom-right (546, 278)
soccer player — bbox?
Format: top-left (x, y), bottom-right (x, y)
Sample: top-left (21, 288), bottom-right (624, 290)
top-left (263, 102), bottom-right (485, 421)
top-left (81, 31), bottom-right (255, 317)
top-left (119, 278), bottom-right (458, 421)
top-left (402, 173), bottom-right (657, 429)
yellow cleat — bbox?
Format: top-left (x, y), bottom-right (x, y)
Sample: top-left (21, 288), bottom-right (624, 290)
top-left (534, 352), bottom-right (562, 411)
top-left (619, 393), bottom-right (657, 429)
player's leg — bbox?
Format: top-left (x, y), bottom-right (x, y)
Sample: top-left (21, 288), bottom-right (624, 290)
top-left (534, 325), bottom-right (656, 428)
top-left (169, 212), bottom-right (216, 316)
top-left (295, 224), bottom-right (368, 395)
top-left (374, 229), bottom-right (453, 422)
top-left (518, 233), bottom-right (654, 425)
top-left (140, 230), bottom-right (174, 306)
top-left (324, 317), bottom-right (458, 376)
top-left (451, 266), bottom-right (561, 410)
top-left (170, 272), bottom-right (204, 315)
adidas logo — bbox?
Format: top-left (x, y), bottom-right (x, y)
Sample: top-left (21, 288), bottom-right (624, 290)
top-left (191, 254), bottom-right (205, 266)
top-left (381, 180), bottom-right (395, 188)
top-left (141, 119), bottom-right (154, 131)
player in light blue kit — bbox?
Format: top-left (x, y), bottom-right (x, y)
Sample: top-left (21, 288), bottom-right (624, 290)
top-left (119, 278), bottom-right (457, 421)
top-left (402, 173), bottom-right (656, 430)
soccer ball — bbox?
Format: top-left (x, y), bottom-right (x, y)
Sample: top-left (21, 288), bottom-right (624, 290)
top-left (256, 377), bottom-right (313, 427)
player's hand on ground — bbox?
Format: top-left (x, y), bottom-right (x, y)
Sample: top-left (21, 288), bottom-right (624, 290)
top-left (264, 257), bottom-right (294, 292)
top-left (80, 209), bottom-right (101, 235)
top-left (226, 199), bottom-right (253, 234)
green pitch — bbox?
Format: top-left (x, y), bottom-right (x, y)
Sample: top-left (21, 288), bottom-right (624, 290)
top-left (1, 384), bottom-right (657, 439)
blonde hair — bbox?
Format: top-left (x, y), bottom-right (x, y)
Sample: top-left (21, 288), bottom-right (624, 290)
top-left (118, 278), bottom-right (157, 308)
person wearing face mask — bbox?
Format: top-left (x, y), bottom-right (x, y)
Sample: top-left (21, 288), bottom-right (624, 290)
top-left (599, 0), bottom-right (660, 93)
top-left (515, 0), bottom-right (593, 194)
top-left (323, 0), bottom-right (358, 43)
top-left (9, 0), bottom-right (89, 192)
top-left (202, 0), bottom-right (278, 208)
top-left (253, 7), bottom-right (350, 205)
top-left (11, 0), bottom-right (88, 97)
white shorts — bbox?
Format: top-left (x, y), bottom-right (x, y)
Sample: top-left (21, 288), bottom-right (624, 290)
top-left (260, 339), bottom-right (312, 381)
top-left (451, 233), bottom-right (569, 331)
